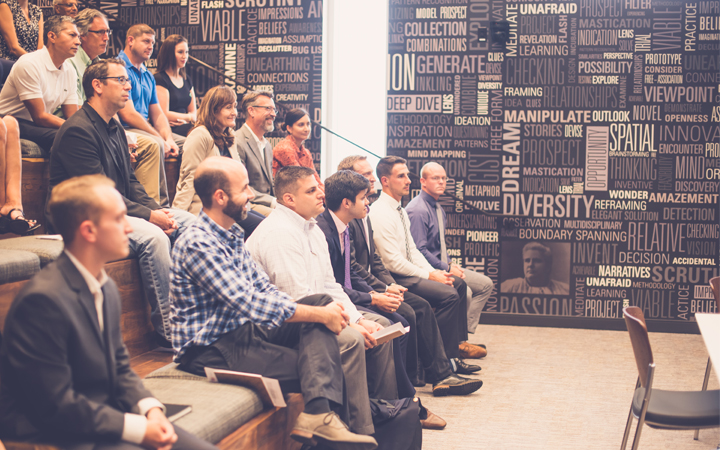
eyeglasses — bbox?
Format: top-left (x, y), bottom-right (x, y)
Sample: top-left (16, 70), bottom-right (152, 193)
top-left (56, 2), bottom-right (78, 7)
top-left (98, 76), bottom-right (130, 86)
top-left (87, 29), bottom-right (112, 36)
top-left (252, 105), bottom-right (278, 114)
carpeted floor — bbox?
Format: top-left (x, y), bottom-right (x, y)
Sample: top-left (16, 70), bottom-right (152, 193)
top-left (416, 324), bottom-right (720, 449)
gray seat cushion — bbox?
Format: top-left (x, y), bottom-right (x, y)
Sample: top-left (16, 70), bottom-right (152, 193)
top-left (20, 139), bottom-right (44, 158)
top-left (0, 249), bottom-right (40, 283)
top-left (0, 236), bottom-right (64, 266)
top-left (143, 363), bottom-right (265, 444)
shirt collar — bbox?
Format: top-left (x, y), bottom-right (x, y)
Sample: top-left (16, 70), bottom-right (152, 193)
top-left (76, 46), bottom-right (92, 66)
top-left (379, 191), bottom-right (401, 209)
top-left (418, 190), bottom-right (438, 207)
top-left (118, 50), bottom-right (146, 74)
top-left (197, 210), bottom-right (245, 242)
top-left (329, 210), bottom-right (347, 235)
top-left (40, 47), bottom-right (63, 72)
top-left (243, 122), bottom-right (267, 149)
top-left (275, 203), bottom-right (317, 232)
top-left (64, 249), bottom-right (109, 295)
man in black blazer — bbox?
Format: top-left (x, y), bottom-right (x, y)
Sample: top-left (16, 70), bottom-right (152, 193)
top-left (338, 157), bottom-right (482, 381)
top-left (0, 174), bottom-right (214, 450)
top-left (47, 58), bottom-right (197, 346)
top-left (317, 170), bottom-right (482, 402)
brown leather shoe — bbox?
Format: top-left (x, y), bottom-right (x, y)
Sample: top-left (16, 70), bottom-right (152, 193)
top-left (420, 409), bottom-right (447, 430)
top-left (459, 341), bottom-right (487, 359)
top-left (291, 411), bottom-right (378, 450)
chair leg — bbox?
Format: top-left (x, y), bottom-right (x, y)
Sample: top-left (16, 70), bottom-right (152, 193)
top-left (621, 378), bottom-right (640, 450)
top-left (695, 358), bottom-right (712, 440)
top-left (630, 406), bottom-right (647, 450)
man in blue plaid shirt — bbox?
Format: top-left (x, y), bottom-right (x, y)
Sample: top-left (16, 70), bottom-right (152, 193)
top-left (169, 157), bottom-right (378, 450)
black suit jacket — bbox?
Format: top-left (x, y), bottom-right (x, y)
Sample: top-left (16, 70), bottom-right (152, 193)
top-left (0, 253), bottom-right (153, 444)
top-left (315, 209), bottom-right (375, 308)
top-left (48, 103), bottom-right (160, 223)
top-left (349, 217), bottom-right (396, 290)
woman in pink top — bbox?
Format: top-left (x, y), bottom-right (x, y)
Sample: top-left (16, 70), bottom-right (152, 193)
top-left (272, 108), bottom-right (323, 190)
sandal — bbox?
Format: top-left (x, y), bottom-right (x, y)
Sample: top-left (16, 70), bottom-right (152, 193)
top-left (0, 208), bottom-right (41, 235)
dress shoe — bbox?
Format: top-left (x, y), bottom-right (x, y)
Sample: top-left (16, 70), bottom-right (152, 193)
top-left (453, 358), bottom-right (481, 375)
top-left (459, 341), bottom-right (487, 359)
top-left (291, 411), bottom-right (378, 450)
top-left (432, 373), bottom-right (483, 397)
top-left (420, 409), bottom-right (447, 430)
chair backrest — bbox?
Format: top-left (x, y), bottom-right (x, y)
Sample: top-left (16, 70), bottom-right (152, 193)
top-left (710, 276), bottom-right (719, 312)
top-left (623, 306), bottom-right (654, 387)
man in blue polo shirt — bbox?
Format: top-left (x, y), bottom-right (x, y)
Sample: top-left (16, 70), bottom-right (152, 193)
top-left (117, 24), bottom-right (183, 207)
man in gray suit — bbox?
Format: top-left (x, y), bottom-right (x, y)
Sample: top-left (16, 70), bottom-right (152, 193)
top-left (235, 90), bottom-right (277, 216)
top-left (0, 174), bottom-right (214, 450)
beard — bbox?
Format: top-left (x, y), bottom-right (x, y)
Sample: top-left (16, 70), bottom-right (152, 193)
top-left (224, 196), bottom-right (249, 223)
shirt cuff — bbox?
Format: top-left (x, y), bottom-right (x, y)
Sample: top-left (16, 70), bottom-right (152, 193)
top-left (421, 270), bottom-right (431, 279)
top-left (122, 413), bottom-right (148, 444)
top-left (137, 397), bottom-right (165, 416)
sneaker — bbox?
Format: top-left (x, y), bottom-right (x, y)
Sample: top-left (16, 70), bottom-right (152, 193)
top-left (453, 358), bottom-right (481, 375)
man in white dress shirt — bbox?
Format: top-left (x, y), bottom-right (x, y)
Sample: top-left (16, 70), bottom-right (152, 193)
top-left (246, 165), bottom-right (397, 436)
top-left (369, 156), bottom-right (487, 361)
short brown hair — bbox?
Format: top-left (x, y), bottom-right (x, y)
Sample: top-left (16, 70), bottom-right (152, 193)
top-left (240, 90), bottom-right (273, 120)
top-left (376, 155), bottom-right (407, 184)
top-left (126, 24), bottom-right (155, 44)
top-left (337, 155), bottom-right (366, 172)
top-left (275, 166), bottom-right (316, 204)
top-left (49, 175), bottom-right (116, 245)
top-left (83, 58), bottom-right (126, 100)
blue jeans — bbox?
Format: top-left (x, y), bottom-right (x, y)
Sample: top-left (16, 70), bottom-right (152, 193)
top-left (127, 208), bottom-right (196, 339)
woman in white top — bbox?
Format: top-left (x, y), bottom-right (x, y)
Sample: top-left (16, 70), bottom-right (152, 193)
top-left (173, 85), bottom-right (265, 234)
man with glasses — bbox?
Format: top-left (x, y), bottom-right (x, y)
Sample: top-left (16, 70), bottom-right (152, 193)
top-left (117, 24), bottom-right (182, 207)
top-left (406, 162), bottom-right (494, 353)
top-left (53, 0), bottom-right (78, 17)
top-left (0, 15), bottom-right (80, 155)
top-left (48, 58), bottom-right (196, 349)
top-left (235, 90), bottom-right (277, 216)
top-left (65, 9), bottom-right (164, 203)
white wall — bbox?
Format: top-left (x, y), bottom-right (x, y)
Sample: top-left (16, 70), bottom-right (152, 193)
top-left (321, 0), bottom-right (388, 179)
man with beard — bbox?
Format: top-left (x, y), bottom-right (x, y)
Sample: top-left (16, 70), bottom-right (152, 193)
top-left (48, 58), bottom-right (196, 347)
top-left (170, 157), bottom-right (377, 450)
top-left (235, 90), bottom-right (277, 216)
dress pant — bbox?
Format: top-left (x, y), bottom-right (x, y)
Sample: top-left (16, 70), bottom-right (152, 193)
top-left (90, 426), bottom-right (217, 450)
top-left (462, 268), bottom-right (494, 333)
top-left (126, 128), bottom-right (186, 207)
top-left (178, 294), bottom-right (348, 424)
top-left (392, 274), bottom-right (468, 359)
top-left (401, 291), bottom-right (453, 384)
top-left (338, 311), bottom-right (397, 435)
top-left (127, 209), bottom-right (196, 340)
top-left (16, 118), bottom-right (56, 156)
top-left (131, 135), bottom-right (162, 204)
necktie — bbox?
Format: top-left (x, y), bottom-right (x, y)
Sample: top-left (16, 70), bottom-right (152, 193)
top-left (397, 205), bottom-right (413, 263)
top-left (436, 203), bottom-right (448, 265)
top-left (343, 228), bottom-right (352, 289)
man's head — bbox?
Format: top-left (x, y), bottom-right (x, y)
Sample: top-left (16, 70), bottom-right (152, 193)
top-left (240, 91), bottom-right (276, 136)
top-left (125, 24), bottom-right (155, 63)
top-left (49, 174), bottom-right (131, 260)
top-left (338, 155), bottom-right (377, 194)
top-left (522, 242), bottom-right (552, 286)
top-left (420, 162), bottom-right (447, 200)
top-left (53, 0), bottom-right (78, 18)
top-left (83, 59), bottom-right (130, 112)
top-left (44, 15), bottom-right (80, 60)
top-left (376, 156), bottom-right (409, 201)
top-left (194, 157), bottom-right (254, 224)
top-left (275, 166), bottom-right (324, 220)
top-left (75, 9), bottom-right (110, 60)
top-left (324, 170), bottom-right (370, 221)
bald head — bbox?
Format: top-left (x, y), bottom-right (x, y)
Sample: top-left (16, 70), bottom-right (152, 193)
top-left (420, 162), bottom-right (444, 179)
top-left (420, 162), bottom-right (447, 200)
top-left (195, 157), bottom-right (247, 208)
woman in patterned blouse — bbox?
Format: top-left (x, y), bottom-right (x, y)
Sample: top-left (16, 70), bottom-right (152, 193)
top-left (0, 0), bottom-right (43, 60)
top-left (272, 107), bottom-right (323, 191)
